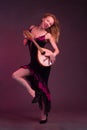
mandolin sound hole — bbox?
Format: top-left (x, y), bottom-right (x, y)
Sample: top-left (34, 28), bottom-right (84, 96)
top-left (41, 51), bottom-right (45, 55)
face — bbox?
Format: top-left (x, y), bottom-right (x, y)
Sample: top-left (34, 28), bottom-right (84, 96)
top-left (41, 16), bottom-right (54, 29)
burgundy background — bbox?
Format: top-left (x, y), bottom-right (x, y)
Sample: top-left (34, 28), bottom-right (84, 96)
top-left (0, 0), bottom-right (87, 113)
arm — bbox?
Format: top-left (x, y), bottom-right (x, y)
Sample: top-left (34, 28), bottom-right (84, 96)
top-left (49, 35), bottom-right (60, 57)
top-left (23, 38), bottom-right (28, 46)
top-left (45, 33), bottom-right (60, 63)
top-left (23, 25), bottom-right (35, 46)
top-left (46, 33), bottom-right (59, 55)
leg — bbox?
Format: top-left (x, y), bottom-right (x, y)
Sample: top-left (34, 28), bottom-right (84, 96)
top-left (12, 68), bottom-right (35, 97)
top-left (39, 102), bottom-right (48, 124)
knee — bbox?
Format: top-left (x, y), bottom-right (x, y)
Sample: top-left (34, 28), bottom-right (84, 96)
top-left (12, 72), bottom-right (18, 79)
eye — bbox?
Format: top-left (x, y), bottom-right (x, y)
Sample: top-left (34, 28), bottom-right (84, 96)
top-left (47, 19), bottom-right (52, 26)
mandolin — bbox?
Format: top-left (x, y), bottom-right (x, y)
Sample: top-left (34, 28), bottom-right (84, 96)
top-left (23, 30), bottom-right (53, 67)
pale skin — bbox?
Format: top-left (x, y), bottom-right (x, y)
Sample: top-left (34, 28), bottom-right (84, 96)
top-left (12, 16), bottom-right (59, 121)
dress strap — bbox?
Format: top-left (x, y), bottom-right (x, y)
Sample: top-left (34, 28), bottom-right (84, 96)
top-left (44, 32), bottom-right (48, 36)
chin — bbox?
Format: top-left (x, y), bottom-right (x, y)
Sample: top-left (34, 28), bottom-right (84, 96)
top-left (45, 27), bottom-right (49, 30)
top-left (42, 24), bottom-right (48, 29)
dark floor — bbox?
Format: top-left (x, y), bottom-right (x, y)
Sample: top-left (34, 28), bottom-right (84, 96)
top-left (0, 109), bottom-right (87, 130)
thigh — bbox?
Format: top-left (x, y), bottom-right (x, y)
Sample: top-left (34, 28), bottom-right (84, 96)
top-left (13, 68), bottom-right (31, 77)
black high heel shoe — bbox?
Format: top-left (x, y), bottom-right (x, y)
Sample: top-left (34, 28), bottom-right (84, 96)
top-left (32, 90), bottom-right (41, 103)
top-left (39, 113), bottom-right (48, 124)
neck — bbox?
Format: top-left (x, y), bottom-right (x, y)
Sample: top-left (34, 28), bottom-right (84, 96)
top-left (38, 24), bottom-right (44, 30)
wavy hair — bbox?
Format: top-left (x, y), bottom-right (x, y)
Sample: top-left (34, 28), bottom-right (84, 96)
top-left (43, 13), bottom-right (60, 43)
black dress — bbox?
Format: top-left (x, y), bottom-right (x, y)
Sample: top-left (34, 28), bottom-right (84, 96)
top-left (21, 35), bottom-right (51, 114)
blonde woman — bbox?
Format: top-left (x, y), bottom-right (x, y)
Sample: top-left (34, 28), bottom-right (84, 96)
top-left (12, 13), bottom-right (60, 124)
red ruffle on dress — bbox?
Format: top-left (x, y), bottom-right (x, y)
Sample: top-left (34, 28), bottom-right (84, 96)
top-left (21, 35), bottom-right (51, 114)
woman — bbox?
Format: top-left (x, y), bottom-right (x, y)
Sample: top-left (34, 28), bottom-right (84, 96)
top-left (12, 13), bottom-right (60, 124)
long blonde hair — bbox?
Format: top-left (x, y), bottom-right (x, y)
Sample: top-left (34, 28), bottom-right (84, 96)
top-left (43, 13), bottom-right (60, 43)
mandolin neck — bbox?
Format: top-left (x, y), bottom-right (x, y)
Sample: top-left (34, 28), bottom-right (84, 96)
top-left (23, 30), bottom-right (44, 54)
top-left (32, 39), bottom-right (44, 54)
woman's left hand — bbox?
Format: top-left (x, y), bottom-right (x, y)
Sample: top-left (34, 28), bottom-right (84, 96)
top-left (49, 53), bottom-right (56, 64)
top-left (45, 53), bottom-right (56, 64)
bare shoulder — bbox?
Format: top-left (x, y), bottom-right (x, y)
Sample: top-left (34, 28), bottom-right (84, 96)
top-left (45, 33), bottom-right (51, 39)
top-left (45, 33), bottom-right (54, 41)
top-left (29, 25), bottom-right (35, 30)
